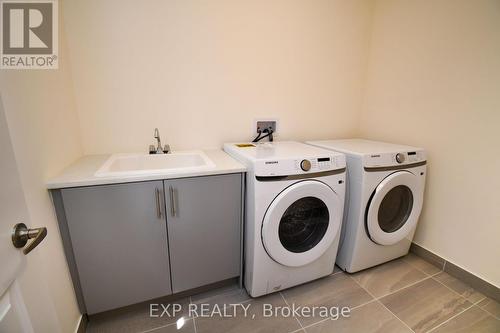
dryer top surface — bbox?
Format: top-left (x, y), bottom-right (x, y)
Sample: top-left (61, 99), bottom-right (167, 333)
top-left (306, 139), bottom-right (424, 156)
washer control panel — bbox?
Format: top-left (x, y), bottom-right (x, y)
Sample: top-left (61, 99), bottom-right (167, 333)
top-left (294, 157), bottom-right (339, 173)
top-left (253, 155), bottom-right (346, 177)
top-left (300, 159), bottom-right (312, 171)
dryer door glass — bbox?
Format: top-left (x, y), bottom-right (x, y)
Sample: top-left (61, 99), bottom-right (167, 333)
top-left (279, 197), bottom-right (329, 253)
top-left (378, 185), bottom-right (413, 233)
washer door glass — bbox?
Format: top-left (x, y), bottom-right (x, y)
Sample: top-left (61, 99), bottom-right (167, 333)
top-left (366, 171), bottom-right (423, 246)
top-left (262, 180), bottom-right (341, 267)
top-left (279, 197), bottom-right (329, 253)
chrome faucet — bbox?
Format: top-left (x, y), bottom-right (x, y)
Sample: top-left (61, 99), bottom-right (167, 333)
top-left (154, 128), bottom-right (163, 154)
top-left (151, 128), bottom-right (170, 154)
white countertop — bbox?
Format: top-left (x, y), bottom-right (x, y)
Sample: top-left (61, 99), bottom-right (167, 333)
top-left (46, 149), bottom-right (247, 189)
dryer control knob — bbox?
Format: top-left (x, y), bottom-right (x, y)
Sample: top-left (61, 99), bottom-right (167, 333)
top-left (300, 159), bottom-right (312, 171)
top-left (396, 153), bottom-right (406, 164)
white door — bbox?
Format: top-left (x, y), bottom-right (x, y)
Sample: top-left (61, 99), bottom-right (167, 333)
top-left (366, 171), bottom-right (424, 246)
top-left (261, 180), bottom-right (342, 267)
top-left (0, 96), bottom-right (45, 332)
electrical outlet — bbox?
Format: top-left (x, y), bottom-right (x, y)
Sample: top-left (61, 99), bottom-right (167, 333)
top-left (255, 119), bottom-right (278, 134)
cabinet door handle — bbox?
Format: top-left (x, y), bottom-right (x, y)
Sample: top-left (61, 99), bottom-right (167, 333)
top-left (155, 188), bottom-right (163, 219)
top-left (169, 186), bottom-right (177, 217)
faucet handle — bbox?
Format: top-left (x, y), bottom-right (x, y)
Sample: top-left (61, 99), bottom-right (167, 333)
top-left (163, 144), bottom-right (170, 154)
top-left (149, 145), bottom-right (156, 154)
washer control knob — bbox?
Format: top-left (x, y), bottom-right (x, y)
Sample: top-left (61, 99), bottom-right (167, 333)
top-left (396, 153), bottom-right (406, 164)
top-left (300, 159), bottom-right (312, 171)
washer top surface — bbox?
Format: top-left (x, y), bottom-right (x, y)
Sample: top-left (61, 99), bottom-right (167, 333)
top-left (225, 141), bottom-right (344, 161)
top-left (223, 141), bottom-right (346, 176)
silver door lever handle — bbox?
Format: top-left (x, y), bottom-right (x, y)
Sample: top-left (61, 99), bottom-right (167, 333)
top-left (12, 223), bottom-right (47, 255)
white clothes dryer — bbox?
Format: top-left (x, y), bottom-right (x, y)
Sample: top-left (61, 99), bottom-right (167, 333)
top-left (306, 139), bottom-right (426, 273)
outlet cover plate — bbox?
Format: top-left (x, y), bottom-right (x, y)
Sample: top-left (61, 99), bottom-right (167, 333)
top-left (255, 119), bottom-right (277, 134)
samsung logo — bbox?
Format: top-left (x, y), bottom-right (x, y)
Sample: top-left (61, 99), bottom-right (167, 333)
top-left (265, 161), bottom-right (279, 164)
top-left (370, 155), bottom-right (381, 158)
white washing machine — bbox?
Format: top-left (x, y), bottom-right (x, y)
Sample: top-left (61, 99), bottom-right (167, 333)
top-left (306, 139), bottom-right (426, 273)
top-left (224, 142), bottom-right (346, 297)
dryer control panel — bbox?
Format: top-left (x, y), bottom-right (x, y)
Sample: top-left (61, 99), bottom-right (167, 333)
top-left (363, 150), bottom-right (426, 168)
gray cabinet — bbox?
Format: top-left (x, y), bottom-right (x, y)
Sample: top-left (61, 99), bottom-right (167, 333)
top-left (60, 181), bottom-right (171, 314)
top-left (165, 174), bottom-right (242, 293)
top-left (54, 173), bottom-right (243, 315)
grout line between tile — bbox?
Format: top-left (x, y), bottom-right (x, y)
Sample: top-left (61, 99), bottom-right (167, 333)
top-left (348, 275), bottom-right (416, 333)
top-left (188, 296), bottom-right (200, 319)
top-left (191, 286), bottom-right (253, 316)
top-left (297, 316), bottom-right (330, 331)
top-left (214, 286), bottom-right (244, 298)
top-left (403, 256), bottom-right (444, 277)
top-left (138, 318), bottom-right (192, 333)
top-left (473, 296), bottom-right (487, 305)
top-left (371, 275), bottom-right (433, 300)
top-left (375, 298), bottom-right (416, 333)
top-left (192, 316), bottom-right (198, 333)
top-left (377, 299), bottom-right (415, 333)
top-left (239, 298), bottom-right (253, 305)
top-left (350, 298), bottom-right (378, 311)
top-left (351, 267), bottom-right (441, 304)
top-left (297, 298), bottom-right (380, 332)
top-left (279, 291), bottom-right (305, 330)
top-left (138, 322), bottom-right (172, 333)
top-left (424, 303), bottom-right (475, 333)
top-left (190, 285), bottom-right (242, 305)
top-left (477, 299), bottom-right (500, 320)
top-left (288, 328), bottom-right (306, 333)
top-left (483, 309), bottom-right (500, 320)
top-left (430, 275), bottom-right (475, 304)
top-left (430, 271), bottom-right (443, 278)
top-left (351, 267), bottom-right (438, 301)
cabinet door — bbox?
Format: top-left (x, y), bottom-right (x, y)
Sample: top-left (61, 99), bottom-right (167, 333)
top-left (61, 181), bottom-right (171, 314)
top-left (165, 174), bottom-right (242, 293)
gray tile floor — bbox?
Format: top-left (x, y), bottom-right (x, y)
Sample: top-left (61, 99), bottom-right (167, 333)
top-left (87, 254), bottom-right (500, 333)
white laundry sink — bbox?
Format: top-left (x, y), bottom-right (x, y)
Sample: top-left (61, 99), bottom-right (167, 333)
top-left (95, 151), bottom-right (215, 177)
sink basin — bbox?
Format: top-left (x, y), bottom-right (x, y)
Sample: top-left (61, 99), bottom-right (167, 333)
top-left (95, 151), bottom-right (215, 177)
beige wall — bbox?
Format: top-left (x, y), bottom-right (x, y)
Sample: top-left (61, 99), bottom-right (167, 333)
top-left (63, 0), bottom-right (373, 154)
top-left (0, 11), bottom-right (83, 333)
top-left (359, 0), bottom-right (500, 285)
